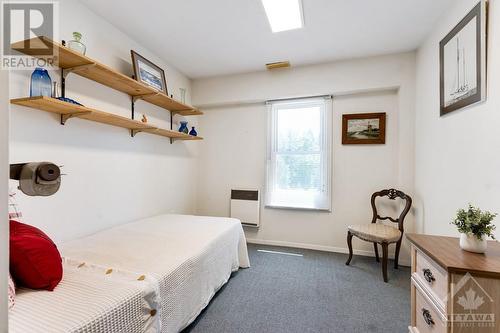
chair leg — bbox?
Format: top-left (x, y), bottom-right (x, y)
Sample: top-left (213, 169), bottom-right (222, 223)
top-left (346, 231), bottom-right (354, 265)
top-left (394, 239), bottom-right (402, 269)
top-left (381, 242), bottom-right (389, 283)
top-left (374, 243), bottom-right (380, 262)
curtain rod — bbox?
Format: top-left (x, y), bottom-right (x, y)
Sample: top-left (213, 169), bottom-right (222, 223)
top-left (266, 94), bottom-right (333, 104)
top-left (194, 87), bottom-right (399, 110)
top-left (194, 95), bottom-right (331, 110)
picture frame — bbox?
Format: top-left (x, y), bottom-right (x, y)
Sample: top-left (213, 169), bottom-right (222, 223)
top-left (131, 50), bottom-right (168, 95)
top-left (439, 1), bottom-right (487, 116)
top-left (342, 113), bottom-right (386, 145)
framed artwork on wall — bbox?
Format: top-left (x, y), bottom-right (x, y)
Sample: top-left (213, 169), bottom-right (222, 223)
top-left (131, 50), bottom-right (168, 95)
top-left (342, 112), bottom-right (386, 145)
top-left (439, 0), bottom-right (487, 116)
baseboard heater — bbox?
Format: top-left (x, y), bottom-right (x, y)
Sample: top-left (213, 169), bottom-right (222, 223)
top-left (230, 189), bottom-right (260, 227)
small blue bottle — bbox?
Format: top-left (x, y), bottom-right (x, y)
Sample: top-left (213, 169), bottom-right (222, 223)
top-left (189, 127), bottom-right (197, 136)
top-left (178, 121), bottom-right (188, 134)
top-left (30, 67), bottom-right (52, 97)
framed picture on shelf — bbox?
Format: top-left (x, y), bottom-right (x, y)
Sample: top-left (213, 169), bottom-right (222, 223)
top-left (131, 50), bottom-right (168, 95)
top-left (342, 113), bottom-right (386, 145)
top-left (439, 0), bottom-right (487, 116)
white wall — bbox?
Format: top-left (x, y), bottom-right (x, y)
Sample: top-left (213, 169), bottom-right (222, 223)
top-left (1, 69), bottom-right (9, 333)
top-left (415, 0), bottom-right (500, 237)
top-left (193, 53), bottom-right (416, 264)
top-left (9, 0), bottom-right (199, 243)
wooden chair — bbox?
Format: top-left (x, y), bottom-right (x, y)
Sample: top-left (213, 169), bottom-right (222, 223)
top-left (345, 189), bottom-right (412, 282)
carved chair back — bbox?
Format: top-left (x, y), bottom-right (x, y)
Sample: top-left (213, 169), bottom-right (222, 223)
top-left (370, 189), bottom-right (412, 232)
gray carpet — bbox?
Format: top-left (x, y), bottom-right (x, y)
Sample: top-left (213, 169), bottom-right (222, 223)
top-left (183, 244), bottom-right (410, 333)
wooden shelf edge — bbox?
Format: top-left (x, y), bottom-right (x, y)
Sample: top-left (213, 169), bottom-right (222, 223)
top-left (12, 36), bottom-right (201, 114)
top-left (172, 109), bottom-right (204, 116)
top-left (12, 36), bottom-right (93, 68)
top-left (140, 92), bottom-right (201, 115)
top-left (11, 96), bottom-right (89, 115)
top-left (11, 96), bottom-right (155, 130)
top-left (10, 96), bottom-right (202, 141)
top-left (174, 135), bottom-right (203, 141)
top-left (141, 128), bottom-right (203, 141)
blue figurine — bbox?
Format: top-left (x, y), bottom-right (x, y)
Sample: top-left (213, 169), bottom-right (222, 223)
top-left (178, 121), bottom-right (189, 134)
top-left (189, 127), bottom-right (198, 136)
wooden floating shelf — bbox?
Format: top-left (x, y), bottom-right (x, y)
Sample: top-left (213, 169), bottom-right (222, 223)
top-left (141, 128), bottom-right (203, 141)
top-left (135, 93), bottom-right (203, 116)
top-left (10, 96), bottom-right (202, 141)
top-left (11, 36), bottom-right (202, 115)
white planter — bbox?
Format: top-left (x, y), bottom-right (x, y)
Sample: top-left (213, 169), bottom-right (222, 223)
top-left (459, 233), bottom-right (487, 253)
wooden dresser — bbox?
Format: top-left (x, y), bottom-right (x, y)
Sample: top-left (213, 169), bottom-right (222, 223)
top-left (406, 234), bottom-right (500, 333)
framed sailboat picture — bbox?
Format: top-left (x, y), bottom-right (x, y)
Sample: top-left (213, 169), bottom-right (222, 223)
top-left (440, 1), bottom-right (487, 116)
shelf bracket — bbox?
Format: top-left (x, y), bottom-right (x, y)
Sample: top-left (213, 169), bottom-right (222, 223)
top-left (131, 129), bottom-right (142, 137)
top-left (131, 96), bottom-right (135, 122)
top-left (172, 108), bottom-right (195, 115)
top-left (171, 110), bottom-right (181, 116)
top-left (132, 92), bottom-right (158, 103)
top-left (170, 109), bottom-right (174, 145)
top-left (60, 111), bottom-right (91, 125)
top-left (62, 63), bottom-right (97, 79)
top-left (61, 68), bottom-right (65, 98)
top-left (130, 92), bottom-right (158, 128)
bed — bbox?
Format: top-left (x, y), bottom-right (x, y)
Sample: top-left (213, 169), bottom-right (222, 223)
top-left (9, 263), bottom-right (151, 333)
top-left (61, 214), bottom-right (250, 332)
top-left (10, 214), bottom-right (250, 333)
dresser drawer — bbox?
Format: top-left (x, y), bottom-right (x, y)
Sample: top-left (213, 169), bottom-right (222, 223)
top-left (414, 248), bottom-right (448, 312)
top-left (413, 280), bottom-right (448, 333)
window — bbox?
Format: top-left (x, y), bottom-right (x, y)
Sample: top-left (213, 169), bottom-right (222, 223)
top-left (266, 97), bottom-right (332, 210)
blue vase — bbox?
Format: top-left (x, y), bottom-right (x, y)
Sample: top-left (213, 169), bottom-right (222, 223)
top-left (178, 121), bottom-right (188, 134)
top-left (30, 67), bottom-right (52, 97)
top-left (189, 127), bottom-right (197, 136)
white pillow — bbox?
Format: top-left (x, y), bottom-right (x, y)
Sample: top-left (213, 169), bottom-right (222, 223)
top-left (8, 274), bottom-right (15, 310)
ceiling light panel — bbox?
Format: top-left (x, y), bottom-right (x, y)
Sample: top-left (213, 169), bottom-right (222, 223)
top-left (261, 0), bottom-right (304, 33)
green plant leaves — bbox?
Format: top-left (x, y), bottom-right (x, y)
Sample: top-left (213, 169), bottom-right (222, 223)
top-left (451, 204), bottom-right (497, 240)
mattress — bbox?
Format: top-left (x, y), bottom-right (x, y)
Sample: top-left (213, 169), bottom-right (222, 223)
top-left (60, 214), bottom-right (250, 332)
top-left (9, 264), bottom-right (150, 333)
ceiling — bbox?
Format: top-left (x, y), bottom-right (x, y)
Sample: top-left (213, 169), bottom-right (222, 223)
top-left (80, 0), bottom-right (454, 79)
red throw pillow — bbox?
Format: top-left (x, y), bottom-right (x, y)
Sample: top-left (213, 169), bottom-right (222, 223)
top-left (10, 220), bottom-right (63, 291)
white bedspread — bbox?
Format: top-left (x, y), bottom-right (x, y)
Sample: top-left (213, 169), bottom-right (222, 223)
top-left (61, 214), bottom-right (250, 333)
top-left (9, 264), bottom-right (149, 333)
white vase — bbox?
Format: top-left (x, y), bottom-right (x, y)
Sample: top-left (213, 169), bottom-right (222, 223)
top-left (459, 233), bottom-right (487, 253)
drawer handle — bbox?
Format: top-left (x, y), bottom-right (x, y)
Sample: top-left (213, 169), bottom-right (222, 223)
top-left (422, 308), bottom-right (435, 326)
top-left (422, 268), bottom-right (436, 283)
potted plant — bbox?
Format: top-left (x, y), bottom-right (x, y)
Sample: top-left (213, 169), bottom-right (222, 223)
top-left (452, 204), bottom-right (497, 253)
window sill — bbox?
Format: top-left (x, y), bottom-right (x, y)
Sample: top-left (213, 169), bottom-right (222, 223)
top-left (265, 205), bottom-right (331, 212)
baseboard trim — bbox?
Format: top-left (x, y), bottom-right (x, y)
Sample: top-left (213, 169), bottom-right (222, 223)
top-left (246, 238), bottom-right (411, 267)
